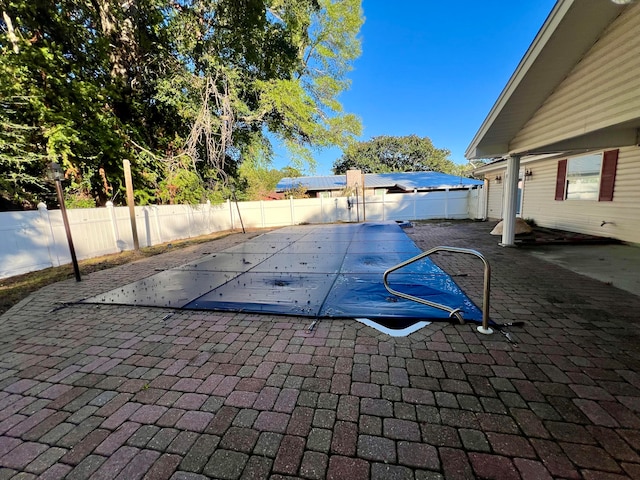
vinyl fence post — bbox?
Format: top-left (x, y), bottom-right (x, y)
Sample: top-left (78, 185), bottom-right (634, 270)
top-left (187, 204), bottom-right (193, 238)
top-left (143, 207), bottom-right (152, 247)
top-left (260, 200), bottom-right (265, 228)
top-left (106, 201), bottom-right (121, 251)
top-left (382, 191), bottom-right (386, 222)
top-left (289, 196), bottom-right (295, 225)
top-left (153, 206), bottom-right (162, 243)
top-left (205, 199), bottom-right (211, 233)
top-left (445, 188), bottom-right (450, 219)
top-left (228, 199), bottom-right (234, 230)
top-left (37, 202), bottom-right (59, 268)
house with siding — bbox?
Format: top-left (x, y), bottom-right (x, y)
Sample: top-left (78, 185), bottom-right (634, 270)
top-left (466, 0), bottom-right (640, 245)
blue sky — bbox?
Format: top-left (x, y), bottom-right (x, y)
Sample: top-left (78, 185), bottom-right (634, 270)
top-left (272, 0), bottom-right (557, 175)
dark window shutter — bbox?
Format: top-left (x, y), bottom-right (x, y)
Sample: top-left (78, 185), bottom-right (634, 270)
top-left (555, 159), bottom-right (567, 201)
top-left (598, 149), bottom-right (619, 202)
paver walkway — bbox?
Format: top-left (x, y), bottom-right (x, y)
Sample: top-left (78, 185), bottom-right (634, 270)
top-left (1, 221), bottom-right (640, 479)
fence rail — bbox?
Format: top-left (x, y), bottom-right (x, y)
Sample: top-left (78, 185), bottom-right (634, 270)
top-left (0, 188), bottom-right (484, 279)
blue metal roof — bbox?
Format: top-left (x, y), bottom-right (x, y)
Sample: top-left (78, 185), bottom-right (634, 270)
top-left (276, 171), bottom-right (482, 192)
top-left (277, 175), bottom-right (347, 191)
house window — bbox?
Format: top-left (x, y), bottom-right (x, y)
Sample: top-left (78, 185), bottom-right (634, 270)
top-left (374, 188), bottom-right (386, 196)
top-left (565, 153), bottom-right (602, 200)
top-left (555, 150), bottom-right (618, 202)
top-left (319, 191), bottom-right (332, 198)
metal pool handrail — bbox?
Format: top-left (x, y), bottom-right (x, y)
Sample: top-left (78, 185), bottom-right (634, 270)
top-left (383, 246), bottom-right (493, 335)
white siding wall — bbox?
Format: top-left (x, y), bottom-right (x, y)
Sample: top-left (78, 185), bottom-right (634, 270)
top-left (486, 174), bottom-right (505, 220)
top-left (511, 4), bottom-right (640, 151)
top-left (485, 146), bottom-right (640, 243)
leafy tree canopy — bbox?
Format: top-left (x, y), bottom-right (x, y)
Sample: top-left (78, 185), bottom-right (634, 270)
top-left (332, 135), bottom-right (456, 175)
top-left (0, 0), bottom-right (363, 209)
top-left (236, 162), bottom-right (290, 201)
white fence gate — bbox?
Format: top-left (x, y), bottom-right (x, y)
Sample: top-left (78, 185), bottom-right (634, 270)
top-left (0, 188), bottom-right (483, 279)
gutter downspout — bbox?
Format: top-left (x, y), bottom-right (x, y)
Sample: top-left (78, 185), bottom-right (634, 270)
top-left (500, 155), bottom-right (521, 247)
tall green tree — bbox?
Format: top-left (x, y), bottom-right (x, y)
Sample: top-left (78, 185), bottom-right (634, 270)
top-left (333, 135), bottom-right (455, 174)
top-left (0, 0), bottom-right (179, 208)
top-left (236, 163), bottom-right (284, 201)
top-left (0, 37), bottom-right (46, 209)
top-left (0, 0), bottom-right (363, 209)
top-left (157, 0), bottom-right (363, 188)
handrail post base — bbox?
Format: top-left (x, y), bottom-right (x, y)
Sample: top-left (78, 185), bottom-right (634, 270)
top-left (477, 326), bottom-right (494, 335)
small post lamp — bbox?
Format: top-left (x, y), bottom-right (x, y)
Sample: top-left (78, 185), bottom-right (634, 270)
top-left (48, 162), bottom-right (81, 281)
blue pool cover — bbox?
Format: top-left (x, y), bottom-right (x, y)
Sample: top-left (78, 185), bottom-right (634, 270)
top-left (83, 222), bottom-right (482, 333)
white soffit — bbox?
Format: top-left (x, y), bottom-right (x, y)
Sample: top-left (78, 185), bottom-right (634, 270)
top-left (465, 0), bottom-right (625, 160)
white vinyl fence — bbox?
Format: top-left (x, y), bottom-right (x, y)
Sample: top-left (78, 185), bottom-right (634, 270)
top-left (0, 187), bottom-right (484, 279)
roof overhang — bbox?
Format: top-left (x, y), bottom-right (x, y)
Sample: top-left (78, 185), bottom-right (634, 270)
top-left (465, 0), bottom-right (629, 160)
top-left (472, 153), bottom-right (560, 175)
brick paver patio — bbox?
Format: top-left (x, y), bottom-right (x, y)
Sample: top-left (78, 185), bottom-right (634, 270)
top-left (1, 221), bottom-right (640, 479)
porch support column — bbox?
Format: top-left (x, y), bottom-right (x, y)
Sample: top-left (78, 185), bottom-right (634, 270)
top-left (500, 154), bottom-right (521, 247)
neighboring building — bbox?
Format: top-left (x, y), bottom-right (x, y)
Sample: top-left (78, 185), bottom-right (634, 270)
top-left (276, 170), bottom-right (482, 198)
top-left (466, 0), bottom-right (640, 245)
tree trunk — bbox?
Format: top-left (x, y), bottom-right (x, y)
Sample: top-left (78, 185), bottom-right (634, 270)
top-left (92, 0), bottom-right (138, 84)
top-left (2, 11), bottom-right (20, 53)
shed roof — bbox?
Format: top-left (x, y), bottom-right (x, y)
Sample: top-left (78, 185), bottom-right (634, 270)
top-left (276, 171), bottom-right (482, 192)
